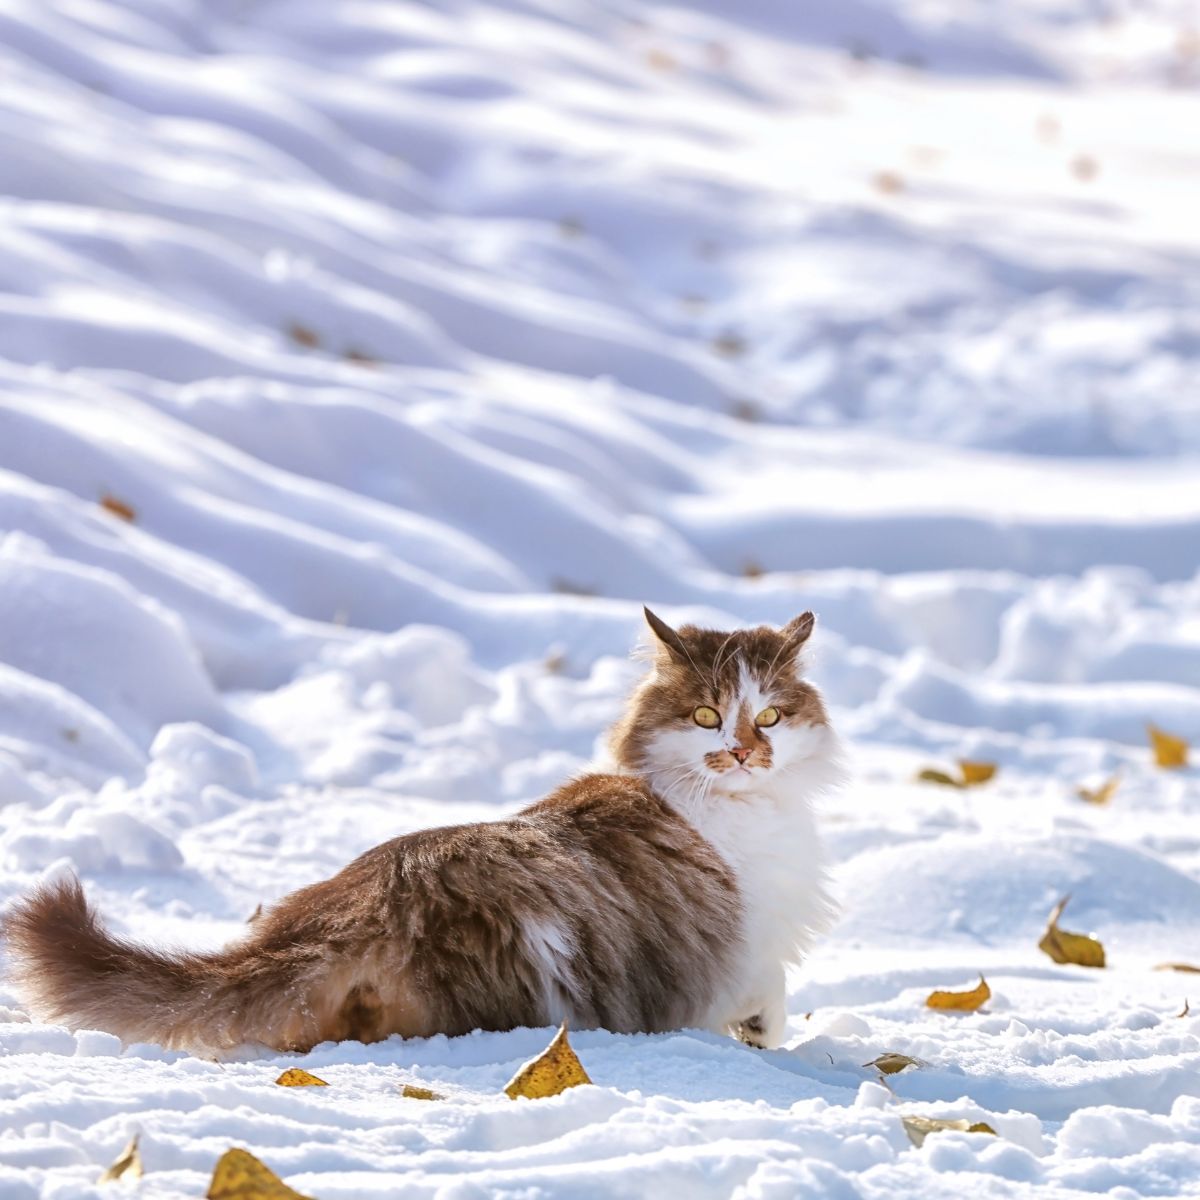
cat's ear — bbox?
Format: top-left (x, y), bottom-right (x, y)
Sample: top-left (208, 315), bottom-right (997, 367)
top-left (781, 611), bottom-right (815, 654)
top-left (643, 606), bottom-right (690, 664)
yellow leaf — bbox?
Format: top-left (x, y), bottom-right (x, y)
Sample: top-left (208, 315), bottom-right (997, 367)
top-left (99, 494), bottom-right (137, 523)
top-left (98, 1133), bottom-right (144, 1184)
top-left (916, 768), bottom-right (964, 788)
top-left (1038, 896), bottom-right (1105, 968)
top-left (1148, 724), bottom-right (1189, 769)
top-left (902, 1116), bottom-right (997, 1148)
top-left (206, 1148), bottom-right (313, 1200)
top-left (1077, 774), bottom-right (1120, 805)
top-left (958, 760), bottom-right (997, 786)
top-left (274, 1068), bottom-right (328, 1088)
top-left (1155, 962), bottom-right (1200, 973)
top-left (503, 1022), bottom-right (592, 1100)
top-left (400, 1084), bottom-right (443, 1101)
top-left (926, 976), bottom-right (991, 1012)
top-left (863, 1053), bottom-right (920, 1076)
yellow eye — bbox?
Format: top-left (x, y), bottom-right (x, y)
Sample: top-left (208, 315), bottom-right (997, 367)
top-left (756, 706), bottom-right (781, 728)
top-left (693, 706), bottom-right (721, 728)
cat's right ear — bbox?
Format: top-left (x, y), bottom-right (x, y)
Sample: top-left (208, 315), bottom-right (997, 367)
top-left (643, 606), bottom-right (690, 664)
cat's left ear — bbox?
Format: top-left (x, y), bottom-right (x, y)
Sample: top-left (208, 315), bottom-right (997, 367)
top-left (781, 611), bottom-right (815, 654)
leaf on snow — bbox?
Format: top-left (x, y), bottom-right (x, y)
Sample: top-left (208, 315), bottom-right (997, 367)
top-left (902, 1116), bottom-right (998, 1148)
top-left (206, 1148), bottom-right (313, 1200)
top-left (1155, 962), bottom-right (1200, 973)
top-left (958, 760), bottom-right (997, 786)
top-left (1038, 896), bottom-right (1105, 968)
top-left (863, 1053), bottom-right (921, 1076)
top-left (274, 1068), bottom-right (328, 1087)
top-left (926, 976), bottom-right (990, 1012)
top-left (1177, 998), bottom-right (1190, 1018)
top-left (99, 494), bottom-right (137, 523)
top-left (1148, 724), bottom-right (1189, 769)
top-left (916, 768), bottom-right (963, 788)
top-left (400, 1083), bottom-right (444, 1100)
top-left (98, 1133), bottom-right (144, 1184)
top-left (503, 1021), bottom-right (592, 1100)
top-left (1077, 774), bottom-right (1120, 805)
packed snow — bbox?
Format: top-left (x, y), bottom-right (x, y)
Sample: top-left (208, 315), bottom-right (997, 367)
top-left (1, 0), bottom-right (1199, 1196)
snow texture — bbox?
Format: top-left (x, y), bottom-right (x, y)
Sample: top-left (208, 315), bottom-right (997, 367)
top-left (1, 0), bottom-right (1199, 1196)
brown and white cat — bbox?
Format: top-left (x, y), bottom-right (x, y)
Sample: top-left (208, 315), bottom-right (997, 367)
top-left (2, 608), bottom-right (842, 1053)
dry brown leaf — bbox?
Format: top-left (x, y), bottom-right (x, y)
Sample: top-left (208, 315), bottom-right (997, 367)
top-left (1148, 724), bottom-right (1189, 769)
top-left (874, 170), bottom-right (905, 194)
top-left (99, 494), bottom-right (137, 523)
top-left (206, 1148), bottom-right (313, 1200)
top-left (1155, 962), bottom-right (1200, 973)
top-left (926, 976), bottom-right (991, 1012)
top-left (400, 1083), bottom-right (444, 1100)
top-left (916, 768), bottom-right (964, 788)
top-left (1177, 998), bottom-right (1190, 1018)
top-left (274, 1068), bottom-right (328, 1088)
top-left (1039, 896), bottom-right (1105, 968)
top-left (958, 760), bottom-right (997, 786)
top-left (287, 322), bottom-right (320, 349)
top-left (1077, 774), bottom-right (1120, 805)
top-left (863, 1053), bottom-right (920, 1076)
top-left (98, 1133), bottom-right (144, 1183)
top-left (504, 1021), bottom-right (592, 1100)
top-left (902, 1116), bottom-right (997, 1148)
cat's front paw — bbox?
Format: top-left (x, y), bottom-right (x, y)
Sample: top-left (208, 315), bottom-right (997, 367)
top-left (736, 1013), bottom-right (769, 1049)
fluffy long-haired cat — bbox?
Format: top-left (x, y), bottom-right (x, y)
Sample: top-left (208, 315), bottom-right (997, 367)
top-left (3, 609), bottom-right (842, 1053)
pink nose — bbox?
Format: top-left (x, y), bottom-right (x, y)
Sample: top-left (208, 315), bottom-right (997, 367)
top-left (730, 746), bottom-right (752, 764)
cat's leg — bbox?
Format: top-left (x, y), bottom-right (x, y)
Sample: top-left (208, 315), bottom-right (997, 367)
top-left (736, 963), bottom-right (787, 1049)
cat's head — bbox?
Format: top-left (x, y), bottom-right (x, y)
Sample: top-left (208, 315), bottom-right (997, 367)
top-left (611, 608), bottom-right (832, 797)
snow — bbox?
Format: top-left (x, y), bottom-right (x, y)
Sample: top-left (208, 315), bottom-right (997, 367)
top-left (1, 0), bottom-right (1199, 1195)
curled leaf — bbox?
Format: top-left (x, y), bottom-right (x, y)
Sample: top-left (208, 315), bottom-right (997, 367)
top-left (863, 1053), bottom-right (920, 1076)
top-left (902, 1116), bottom-right (997, 1148)
top-left (1155, 962), bottom-right (1200, 974)
top-left (1148, 724), bottom-right (1189, 769)
top-left (958, 760), bottom-right (997, 786)
top-left (1077, 774), bottom-right (1120, 805)
top-left (926, 976), bottom-right (990, 1012)
top-left (1177, 999), bottom-right (1190, 1018)
top-left (207, 1148), bottom-right (312, 1200)
top-left (916, 768), bottom-right (963, 788)
top-left (99, 1133), bottom-right (143, 1183)
top-left (504, 1021), bottom-right (591, 1100)
top-left (274, 1068), bottom-right (328, 1087)
top-left (1039, 896), bottom-right (1105, 968)
top-left (400, 1083), bottom-right (443, 1101)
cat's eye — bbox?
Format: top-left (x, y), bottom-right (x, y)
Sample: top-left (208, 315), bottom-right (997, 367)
top-left (693, 705), bottom-right (721, 728)
top-left (755, 706), bottom-right (781, 728)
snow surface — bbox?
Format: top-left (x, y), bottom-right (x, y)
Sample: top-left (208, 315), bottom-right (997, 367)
top-left (1, 0), bottom-right (1199, 1196)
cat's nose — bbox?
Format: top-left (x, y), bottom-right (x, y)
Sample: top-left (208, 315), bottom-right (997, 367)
top-left (730, 746), bottom-right (752, 764)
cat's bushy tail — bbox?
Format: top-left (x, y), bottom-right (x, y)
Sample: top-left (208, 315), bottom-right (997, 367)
top-left (2, 876), bottom-right (318, 1051)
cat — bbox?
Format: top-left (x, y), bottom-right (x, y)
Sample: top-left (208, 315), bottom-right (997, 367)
top-left (2, 608), bottom-right (842, 1054)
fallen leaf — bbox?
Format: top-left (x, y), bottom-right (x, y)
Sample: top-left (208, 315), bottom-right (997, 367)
top-left (207, 1148), bottom-right (313, 1200)
top-left (343, 347), bottom-right (377, 368)
top-left (1177, 998), bottom-right (1190, 1018)
top-left (1039, 896), bottom-right (1105, 968)
top-left (274, 1068), bottom-right (328, 1087)
top-left (287, 322), bottom-right (320, 349)
top-left (902, 1116), bottom-right (997, 1148)
top-left (504, 1021), bottom-right (591, 1100)
top-left (400, 1083), bottom-right (444, 1100)
top-left (99, 1133), bottom-right (144, 1183)
top-left (926, 976), bottom-right (991, 1012)
top-left (916, 768), bottom-right (963, 788)
top-left (874, 170), bottom-right (905, 195)
top-left (1077, 774), bottom-right (1120, 805)
top-left (1155, 962), bottom-right (1200, 974)
top-left (1148, 724), bottom-right (1189, 769)
top-left (864, 1053), bottom-right (920, 1076)
top-left (99, 494), bottom-right (137, 523)
top-left (958, 760), bottom-right (997, 786)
